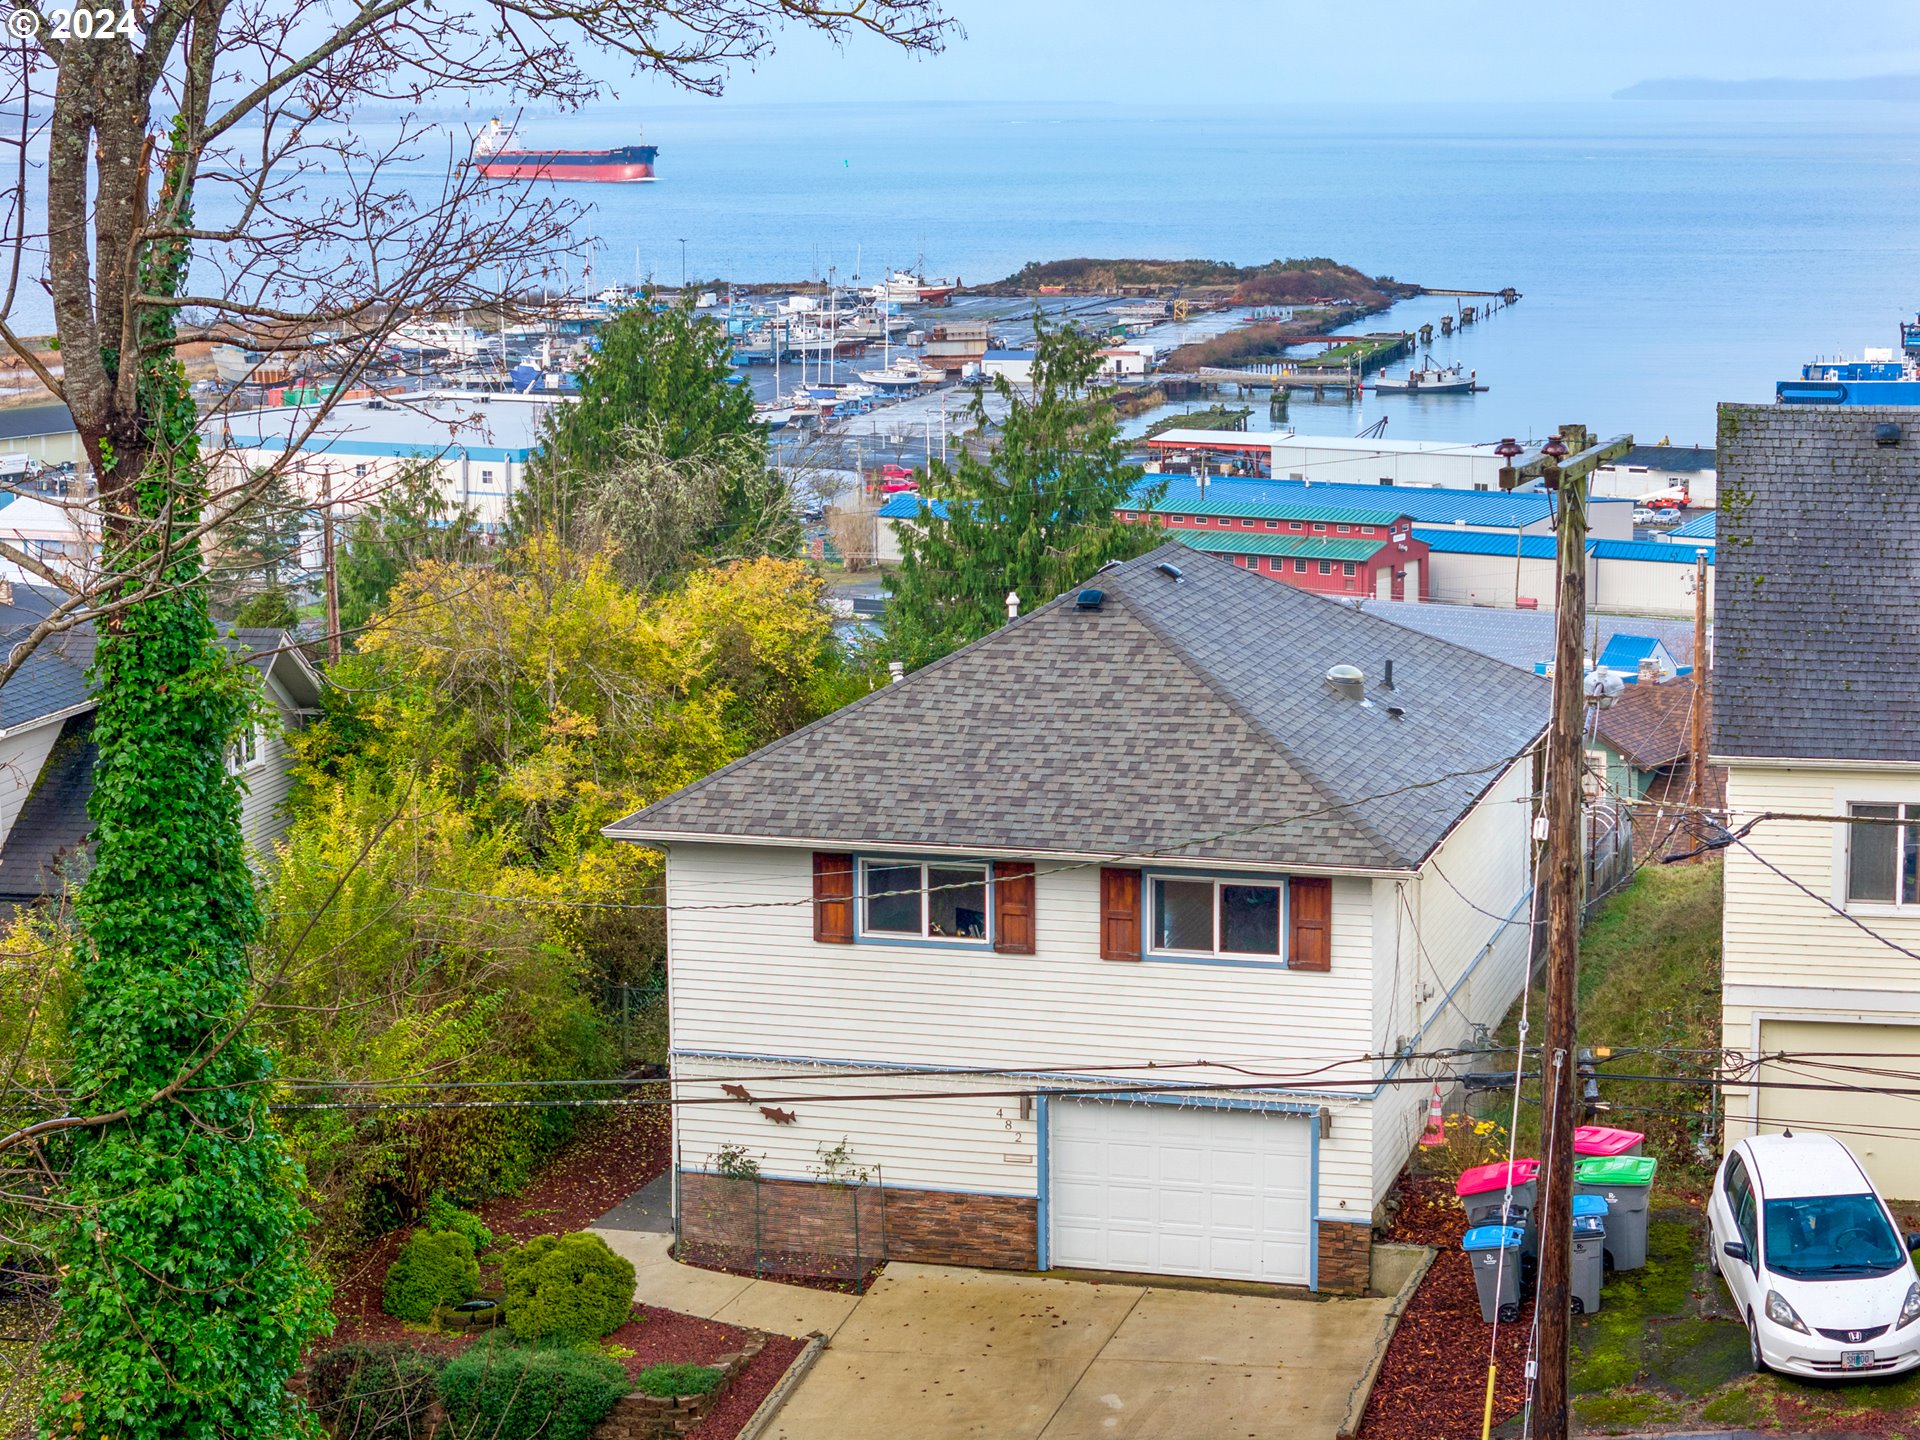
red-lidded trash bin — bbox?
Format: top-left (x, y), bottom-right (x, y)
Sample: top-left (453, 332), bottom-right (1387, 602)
top-left (1456, 1159), bottom-right (1540, 1227)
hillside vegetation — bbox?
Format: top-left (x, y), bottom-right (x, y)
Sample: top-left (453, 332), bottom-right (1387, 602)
top-left (975, 255), bottom-right (1418, 304)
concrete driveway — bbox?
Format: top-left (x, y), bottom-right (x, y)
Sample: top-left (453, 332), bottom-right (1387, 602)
top-left (595, 1200), bottom-right (1424, 1440)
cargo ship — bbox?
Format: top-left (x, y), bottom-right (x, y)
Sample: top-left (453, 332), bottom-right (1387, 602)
top-left (1778, 313), bottom-right (1920, 405)
top-left (470, 118), bottom-right (658, 183)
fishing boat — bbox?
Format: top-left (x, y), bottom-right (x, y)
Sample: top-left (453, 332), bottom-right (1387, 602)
top-left (871, 269), bottom-right (960, 306)
top-left (1371, 357), bottom-right (1477, 394)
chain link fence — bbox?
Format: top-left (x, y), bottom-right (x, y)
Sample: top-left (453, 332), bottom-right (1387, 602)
top-left (604, 978), bottom-right (668, 1070)
top-left (674, 1168), bottom-right (887, 1290)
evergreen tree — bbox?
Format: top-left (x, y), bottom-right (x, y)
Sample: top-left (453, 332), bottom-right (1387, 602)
top-left (884, 318), bottom-right (1167, 667)
top-left (206, 468), bottom-right (309, 619)
top-left (512, 296), bottom-right (766, 544)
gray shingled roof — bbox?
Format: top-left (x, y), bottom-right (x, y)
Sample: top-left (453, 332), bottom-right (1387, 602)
top-left (0, 626), bottom-right (94, 733)
top-left (1343, 597), bottom-right (1701, 672)
top-left (1714, 404), bottom-right (1920, 763)
top-left (0, 710), bottom-right (94, 899)
top-left (608, 544), bottom-right (1549, 871)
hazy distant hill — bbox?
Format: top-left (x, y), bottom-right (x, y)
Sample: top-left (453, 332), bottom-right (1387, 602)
top-left (1615, 74), bottom-right (1920, 102)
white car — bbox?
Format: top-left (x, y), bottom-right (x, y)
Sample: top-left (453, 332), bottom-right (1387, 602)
top-left (1709, 1133), bottom-right (1920, 1378)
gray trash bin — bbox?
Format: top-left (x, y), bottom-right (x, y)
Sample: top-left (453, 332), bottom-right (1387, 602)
top-left (1571, 1203), bottom-right (1607, 1315)
top-left (1574, 1155), bottom-right (1657, 1271)
top-left (1463, 1224), bottom-right (1525, 1324)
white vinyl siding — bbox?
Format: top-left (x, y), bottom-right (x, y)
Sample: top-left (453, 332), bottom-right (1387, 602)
top-left (664, 843), bottom-right (1383, 1216)
top-left (1721, 764), bottom-right (1920, 1171)
top-left (0, 718), bottom-right (63, 843)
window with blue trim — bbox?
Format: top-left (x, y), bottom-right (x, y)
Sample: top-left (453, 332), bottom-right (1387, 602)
top-left (1149, 877), bottom-right (1283, 960)
top-left (861, 860), bottom-right (990, 942)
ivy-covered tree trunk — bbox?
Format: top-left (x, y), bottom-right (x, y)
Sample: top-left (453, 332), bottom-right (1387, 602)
top-left (42, 137), bottom-right (330, 1440)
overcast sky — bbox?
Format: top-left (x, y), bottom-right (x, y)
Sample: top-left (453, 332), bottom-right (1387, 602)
top-left (604, 0), bottom-right (1920, 107)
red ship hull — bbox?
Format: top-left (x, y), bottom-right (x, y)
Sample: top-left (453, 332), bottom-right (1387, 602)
top-left (476, 159), bottom-right (656, 182)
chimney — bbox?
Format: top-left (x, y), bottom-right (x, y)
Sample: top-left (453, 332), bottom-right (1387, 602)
top-left (0, 579), bottom-right (12, 606)
top-left (1637, 657), bottom-right (1659, 685)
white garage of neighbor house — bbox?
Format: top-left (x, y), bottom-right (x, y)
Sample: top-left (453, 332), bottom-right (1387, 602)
top-left (606, 543), bottom-right (1548, 1292)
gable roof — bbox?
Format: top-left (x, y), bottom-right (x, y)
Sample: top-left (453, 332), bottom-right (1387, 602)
top-left (1594, 677), bottom-right (1701, 770)
top-left (0, 627), bottom-right (95, 735)
top-left (1668, 513), bottom-right (1717, 541)
top-left (608, 543), bottom-right (1548, 872)
top-left (1595, 634), bottom-right (1675, 675)
top-left (1713, 403), bottom-right (1920, 763)
top-left (1611, 444), bottom-right (1715, 473)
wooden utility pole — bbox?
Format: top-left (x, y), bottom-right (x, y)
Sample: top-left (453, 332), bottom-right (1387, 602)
top-left (1498, 429), bottom-right (1631, 1440)
top-left (1689, 549), bottom-right (1710, 845)
top-left (320, 471), bottom-right (341, 666)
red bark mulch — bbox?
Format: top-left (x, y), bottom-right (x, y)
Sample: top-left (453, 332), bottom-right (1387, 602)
top-left (315, 1094), bottom-right (809, 1439)
top-left (328, 1094), bottom-right (671, 1339)
top-left (1359, 1175), bottom-right (1534, 1440)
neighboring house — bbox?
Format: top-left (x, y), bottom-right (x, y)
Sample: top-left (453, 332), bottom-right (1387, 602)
top-left (1714, 403), bottom-right (1920, 1199)
top-left (606, 543), bottom-right (1548, 1293)
top-left (0, 600), bottom-right (323, 903)
top-left (1588, 675), bottom-right (1722, 860)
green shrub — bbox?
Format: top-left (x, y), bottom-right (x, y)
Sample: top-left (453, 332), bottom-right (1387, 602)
top-left (437, 1339), bottom-right (629, 1440)
top-left (634, 1362), bottom-right (725, 1398)
top-left (501, 1232), bottom-right (636, 1343)
top-left (422, 1191), bottom-right (494, 1254)
top-left (307, 1342), bottom-right (445, 1440)
top-left (381, 1228), bottom-right (479, 1324)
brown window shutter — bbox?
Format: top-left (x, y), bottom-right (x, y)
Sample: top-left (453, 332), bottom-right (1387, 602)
top-left (1099, 867), bottom-right (1142, 962)
top-left (813, 853), bottom-right (855, 944)
top-left (992, 862), bottom-right (1036, 955)
top-left (1288, 876), bottom-right (1332, 972)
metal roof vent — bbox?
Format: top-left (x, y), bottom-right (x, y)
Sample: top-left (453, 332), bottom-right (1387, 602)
top-left (1876, 421), bottom-right (1903, 446)
top-left (1326, 664), bottom-right (1364, 700)
top-left (1075, 588), bottom-right (1106, 611)
top-left (1155, 562), bottom-right (1184, 581)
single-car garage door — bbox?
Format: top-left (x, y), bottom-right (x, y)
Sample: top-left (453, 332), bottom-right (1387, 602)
top-left (1049, 1099), bottom-right (1312, 1284)
top-left (1757, 1019), bottom-right (1920, 1201)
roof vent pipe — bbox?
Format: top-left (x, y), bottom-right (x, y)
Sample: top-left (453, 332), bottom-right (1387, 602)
top-left (1005, 590), bottom-right (1020, 621)
top-left (1326, 664), bottom-right (1364, 701)
top-left (888, 660), bottom-right (906, 684)
top-left (1383, 659), bottom-right (1395, 691)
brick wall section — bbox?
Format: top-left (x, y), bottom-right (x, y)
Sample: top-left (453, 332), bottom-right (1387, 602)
top-left (590, 1336), bottom-right (767, 1440)
top-left (677, 1172), bottom-right (1037, 1271)
top-left (882, 1188), bottom-right (1038, 1268)
top-left (1316, 1221), bottom-right (1372, 1295)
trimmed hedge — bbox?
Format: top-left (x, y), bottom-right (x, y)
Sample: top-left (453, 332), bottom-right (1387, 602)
top-left (422, 1192), bottom-right (493, 1254)
top-left (437, 1339), bottom-right (629, 1440)
top-left (501, 1232), bottom-right (636, 1343)
top-left (381, 1228), bottom-right (479, 1324)
top-left (635, 1361), bottom-right (725, 1398)
top-left (308, 1342), bottom-right (445, 1440)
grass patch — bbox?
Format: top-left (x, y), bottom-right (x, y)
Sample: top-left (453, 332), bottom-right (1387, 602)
top-left (634, 1362), bottom-right (725, 1398)
top-left (1573, 1390), bottom-right (1684, 1431)
top-left (1492, 860), bottom-right (1722, 1188)
top-left (1700, 1381), bottom-right (1773, 1428)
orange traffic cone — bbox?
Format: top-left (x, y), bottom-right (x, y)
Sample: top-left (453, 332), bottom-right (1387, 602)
top-left (1418, 1083), bottom-right (1446, 1147)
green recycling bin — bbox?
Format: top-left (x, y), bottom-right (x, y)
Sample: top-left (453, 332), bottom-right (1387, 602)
top-left (1574, 1154), bottom-right (1657, 1271)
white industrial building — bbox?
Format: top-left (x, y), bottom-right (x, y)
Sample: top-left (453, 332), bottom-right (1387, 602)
top-left (206, 391), bottom-right (569, 528)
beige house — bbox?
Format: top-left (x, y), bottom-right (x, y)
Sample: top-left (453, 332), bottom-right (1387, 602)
top-left (1714, 404), bottom-right (1920, 1200)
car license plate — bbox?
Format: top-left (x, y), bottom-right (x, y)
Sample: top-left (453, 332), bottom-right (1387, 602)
top-left (1843, 1350), bottom-right (1876, 1370)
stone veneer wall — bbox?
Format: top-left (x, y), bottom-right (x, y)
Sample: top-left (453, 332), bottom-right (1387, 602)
top-left (1316, 1220), bottom-right (1373, 1295)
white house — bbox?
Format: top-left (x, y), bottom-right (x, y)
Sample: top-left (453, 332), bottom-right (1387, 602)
top-left (1594, 443), bottom-right (1717, 507)
top-left (1714, 404), bottom-right (1920, 1200)
top-left (606, 543), bottom-right (1548, 1292)
top-left (0, 589), bottom-right (323, 901)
